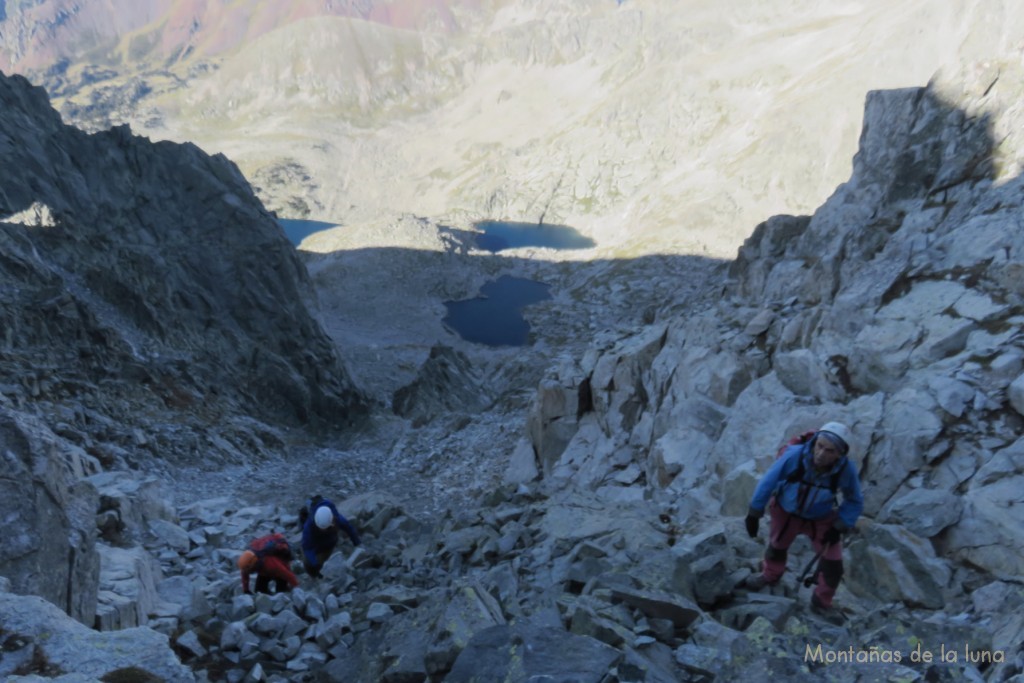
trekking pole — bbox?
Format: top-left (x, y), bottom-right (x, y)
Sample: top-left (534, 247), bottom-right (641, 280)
top-left (797, 543), bottom-right (830, 588)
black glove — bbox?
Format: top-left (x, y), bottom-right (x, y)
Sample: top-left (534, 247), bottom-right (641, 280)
top-left (745, 512), bottom-right (760, 538)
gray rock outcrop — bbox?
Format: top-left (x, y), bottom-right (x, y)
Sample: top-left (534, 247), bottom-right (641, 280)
top-left (527, 57), bottom-right (1024, 607)
top-left (0, 412), bottom-right (100, 625)
top-left (392, 344), bottom-right (491, 425)
top-left (0, 591), bottom-right (194, 682)
top-left (0, 71), bottom-right (365, 434)
top-left (0, 68), bottom-right (365, 631)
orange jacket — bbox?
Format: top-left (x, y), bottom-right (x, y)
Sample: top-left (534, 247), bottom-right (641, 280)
top-left (241, 555), bottom-right (299, 594)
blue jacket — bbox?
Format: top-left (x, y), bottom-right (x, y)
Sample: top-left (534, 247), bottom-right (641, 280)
top-left (301, 499), bottom-right (361, 569)
top-left (750, 441), bottom-right (864, 528)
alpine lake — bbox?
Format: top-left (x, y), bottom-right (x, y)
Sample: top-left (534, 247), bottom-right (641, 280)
top-left (443, 221), bottom-right (592, 347)
top-left (279, 218), bottom-right (592, 348)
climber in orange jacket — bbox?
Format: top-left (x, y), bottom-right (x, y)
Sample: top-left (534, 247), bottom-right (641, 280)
top-left (238, 532), bottom-right (300, 594)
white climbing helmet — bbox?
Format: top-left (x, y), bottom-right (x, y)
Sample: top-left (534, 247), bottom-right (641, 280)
top-left (817, 422), bottom-right (852, 456)
top-left (314, 506), bottom-right (333, 529)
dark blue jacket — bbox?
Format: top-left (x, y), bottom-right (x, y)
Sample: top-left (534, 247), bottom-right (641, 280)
top-left (301, 499), bottom-right (361, 569)
top-left (750, 441), bottom-right (864, 527)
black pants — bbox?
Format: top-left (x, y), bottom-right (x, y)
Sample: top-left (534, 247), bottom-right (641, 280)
top-left (303, 547), bottom-right (336, 576)
top-left (254, 574), bottom-right (291, 594)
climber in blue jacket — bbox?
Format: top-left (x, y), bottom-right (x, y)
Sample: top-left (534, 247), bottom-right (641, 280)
top-left (743, 422), bottom-right (863, 613)
top-left (300, 497), bottom-right (361, 578)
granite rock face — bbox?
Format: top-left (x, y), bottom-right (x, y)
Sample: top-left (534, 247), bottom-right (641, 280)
top-left (0, 70), bottom-right (365, 628)
top-left (392, 344), bottom-right (491, 425)
top-left (0, 591), bottom-right (195, 682)
top-left (527, 58), bottom-right (1024, 588)
top-left (0, 412), bottom-right (101, 626)
top-left (0, 72), bottom-right (365, 434)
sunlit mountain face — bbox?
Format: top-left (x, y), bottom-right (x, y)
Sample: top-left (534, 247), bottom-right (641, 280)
top-left (8, 0), bottom-right (1024, 264)
top-left (0, 0), bottom-right (476, 75)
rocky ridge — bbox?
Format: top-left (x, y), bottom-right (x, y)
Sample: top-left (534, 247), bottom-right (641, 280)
top-left (0, 72), bottom-right (365, 432)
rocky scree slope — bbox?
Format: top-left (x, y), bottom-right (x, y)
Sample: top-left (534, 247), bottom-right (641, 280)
top-left (4, 61), bottom-right (1024, 682)
top-left (0, 69), bottom-right (364, 634)
top-left (14, 431), bottom-right (1019, 682)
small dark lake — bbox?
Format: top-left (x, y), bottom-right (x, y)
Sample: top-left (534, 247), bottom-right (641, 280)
top-left (278, 219), bottom-right (338, 246)
top-left (443, 275), bottom-right (552, 347)
top-left (475, 220), bottom-right (595, 253)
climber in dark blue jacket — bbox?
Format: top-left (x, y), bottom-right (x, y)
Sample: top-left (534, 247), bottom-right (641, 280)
top-left (301, 497), bottom-right (361, 578)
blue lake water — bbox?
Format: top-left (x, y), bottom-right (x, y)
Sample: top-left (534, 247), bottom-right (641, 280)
top-left (279, 219), bottom-right (338, 246)
top-left (475, 220), bottom-right (595, 253)
top-left (443, 275), bottom-right (552, 346)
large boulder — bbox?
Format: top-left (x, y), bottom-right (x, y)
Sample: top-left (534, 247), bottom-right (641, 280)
top-left (445, 620), bottom-right (621, 683)
top-left (879, 487), bottom-right (963, 537)
top-left (392, 344), bottom-right (490, 424)
top-left (0, 413), bottom-right (100, 625)
top-left (945, 475), bottom-right (1024, 579)
top-left (841, 523), bottom-right (952, 609)
top-left (0, 591), bottom-right (194, 682)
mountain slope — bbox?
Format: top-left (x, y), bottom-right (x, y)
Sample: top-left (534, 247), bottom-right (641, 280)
top-left (527, 55), bottom-right (1024, 617)
top-left (2, 4), bottom-right (1024, 680)
top-left (0, 70), bottom-right (366, 441)
top-left (8, 1), bottom-right (1024, 259)
top-left (0, 0), bottom-right (470, 73)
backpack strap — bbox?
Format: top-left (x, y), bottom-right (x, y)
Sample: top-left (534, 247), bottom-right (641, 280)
top-left (783, 446), bottom-right (847, 492)
top-left (783, 451), bottom-right (807, 485)
top-left (780, 447), bottom-right (847, 512)
top-left (828, 458), bottom-right (848, 495)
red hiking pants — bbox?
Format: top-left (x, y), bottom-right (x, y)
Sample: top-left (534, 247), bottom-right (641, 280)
top-left (761, 502), bottom-right (844, 607)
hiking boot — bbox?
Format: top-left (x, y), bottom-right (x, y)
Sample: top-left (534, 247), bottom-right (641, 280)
top-left (742, 574), bottom-right (775, 591)
top-left (809, 594), bottom-right (845, 624)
